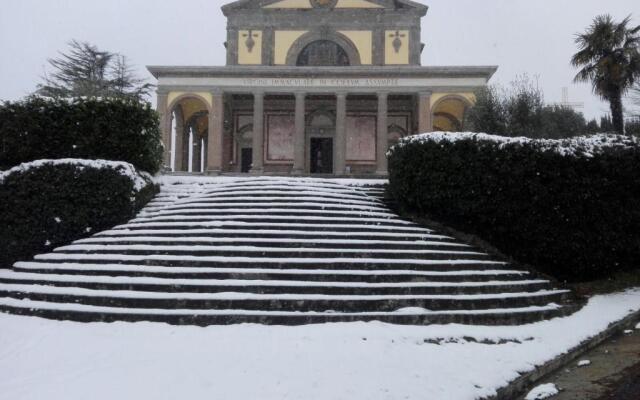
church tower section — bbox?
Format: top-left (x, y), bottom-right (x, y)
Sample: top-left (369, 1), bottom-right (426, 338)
top-left (222, 0), bottom-right (428, 66)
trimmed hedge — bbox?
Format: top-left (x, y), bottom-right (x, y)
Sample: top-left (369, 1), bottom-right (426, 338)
top-left (0, 97), bottom-right (163, 173)
top-left (388, 132), bottom-right (640, 282)
top-left (0, 160), bottom-right (158, 268)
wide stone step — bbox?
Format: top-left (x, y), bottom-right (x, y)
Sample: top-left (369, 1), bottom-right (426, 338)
top-left (114, 222), bottom-right (435, 233)
top-left (147, 196), bottom-right (384, 207)
top-left (13, 262), bottom-right (533, 283)
top-left (0, 284), bottom-right (571, 312)
top-left (51, 245), bottom-right (491, 260)
top-left (94, 229), bottom-right (447, 241)
top-left (141, 202), bottom-right (390, 213)
top-left (127, 215), bottom-right (418, 227)
top-left (74, 237), bottom-right (469, 251)
top-left (0, 272), bottom-right (553, 295)
top-left (138, 208), bottom-right (398, 219)
top-left (0, 297), bottom-right (578, 326)
top-left (33, 253), bottom-right (507, 271)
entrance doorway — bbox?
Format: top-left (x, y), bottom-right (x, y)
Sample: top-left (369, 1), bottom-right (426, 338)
top-left (310, 138), bottom-right (333, 174)
top-left (241, 148), bottom-right (253, 173)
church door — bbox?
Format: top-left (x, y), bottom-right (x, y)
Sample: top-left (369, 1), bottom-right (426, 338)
top-left (240, 148), bottom-right (253, 173)
top-left (310, 138), bottom-right (333, 174)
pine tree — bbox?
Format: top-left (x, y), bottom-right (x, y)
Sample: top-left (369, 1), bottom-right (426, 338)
top-left (37, 40), bottom-right (153, 101)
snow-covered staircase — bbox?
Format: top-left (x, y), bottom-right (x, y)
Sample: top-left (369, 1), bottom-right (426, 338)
top-left (0, 177), bottom-right (580, 326)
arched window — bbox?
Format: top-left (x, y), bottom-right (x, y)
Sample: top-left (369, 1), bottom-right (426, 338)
top-left (297, 40), bottom-right (350, 66)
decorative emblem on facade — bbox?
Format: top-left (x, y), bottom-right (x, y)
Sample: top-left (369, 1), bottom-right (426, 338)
top-left (311, 0), bottom-right (338, 8)
top-left (243, 30), bottom-right (259, 53)
top-left (390, 31), bottom-right (406, 53)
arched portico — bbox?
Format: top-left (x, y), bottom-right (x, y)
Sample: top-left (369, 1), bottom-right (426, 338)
top-left (431, 95), bottom-right (473, 132)
top-left (167, 94), bottom-right (211, 173)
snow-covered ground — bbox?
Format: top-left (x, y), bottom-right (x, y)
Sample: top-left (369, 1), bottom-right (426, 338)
top-left (1, 289), bottom-right (639, 400)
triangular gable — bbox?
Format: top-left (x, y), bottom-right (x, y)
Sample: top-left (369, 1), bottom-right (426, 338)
top-left (222, 0), bottom-right (427, 12)
top-left (264, 0), bottom-right (312, 9)
top-left (335, 0), bottom-right (384, 9)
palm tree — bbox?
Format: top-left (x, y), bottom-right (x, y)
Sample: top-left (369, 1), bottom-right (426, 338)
top-left (572, 15), bottom-right (640, 134)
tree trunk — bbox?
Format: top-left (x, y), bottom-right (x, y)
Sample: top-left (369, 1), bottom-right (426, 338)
top-left (610, 91), bottom-right (625, 134)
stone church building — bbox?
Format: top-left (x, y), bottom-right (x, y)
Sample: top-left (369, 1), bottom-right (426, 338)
top-left (148, 0), bottom-right (497, 176)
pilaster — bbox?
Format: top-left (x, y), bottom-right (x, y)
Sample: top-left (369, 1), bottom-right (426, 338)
top-left (334, 92), bottom-right (347, 176)
top-left (251, 91), bottom-right (265, 174)
top-left (376, 92), bottom-right (389, 175)
top-left (157, 91), bottom-right (171, 172)
top-left (418, 91), bottom-right (433, 133)
top-left (293, 92), bottom-right (306, 175)
top-left (207, 90), bottom-right (225, 174)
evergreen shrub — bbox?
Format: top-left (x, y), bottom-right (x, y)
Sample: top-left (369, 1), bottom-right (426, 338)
top-left (0, 159), bottom-right (158, 268)
top-left (0, 97), bottom-right (163, 173)
top-left (387, 132), bottom-right (640, 282)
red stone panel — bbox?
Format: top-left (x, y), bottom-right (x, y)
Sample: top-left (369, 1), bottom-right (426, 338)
top-left (266, 113), bottom-right (295, 162)
top-left (346, 114), bottom-right (376, 162)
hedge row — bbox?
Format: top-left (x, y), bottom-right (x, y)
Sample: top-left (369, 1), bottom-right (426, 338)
top-left (0, 160), bottom-right (158, 268)
top-left (387, 132), bottom-right (640, 282)
top-left (0, 97), bottom-right (163, 173)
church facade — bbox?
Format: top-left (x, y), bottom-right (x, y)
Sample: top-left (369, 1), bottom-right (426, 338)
top-left (148, 0), bottom-right (497, 176)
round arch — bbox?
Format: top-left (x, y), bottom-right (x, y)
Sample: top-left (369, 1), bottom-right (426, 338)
top-left (235, 123), bottom-right (254, 146)
top-left (167, 93), bottom-right (212, 115)
top-left (431, 95), bottom-right (473, 132)
top-left (306, 108), bottom-right (336, 129)
top-left (286, 31), bottom-right (362, 66)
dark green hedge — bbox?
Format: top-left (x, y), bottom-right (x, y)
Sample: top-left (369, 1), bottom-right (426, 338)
top-left (388, 133), bottom-right (640, 282)
top-left (0, 160), bottom-right (158, 268)
top-left (0, 97), bottom-right (163, 173)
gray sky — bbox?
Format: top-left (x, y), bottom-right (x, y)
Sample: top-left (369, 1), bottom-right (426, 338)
top-left (1, 0), bottom-right (639, 120)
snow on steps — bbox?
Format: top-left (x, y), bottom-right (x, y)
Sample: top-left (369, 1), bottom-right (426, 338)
top-left (0, 177), bottom-right (581, 326)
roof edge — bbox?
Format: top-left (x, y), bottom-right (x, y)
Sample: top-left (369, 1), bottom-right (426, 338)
top-left (146, 65), bottom-right (498, 80)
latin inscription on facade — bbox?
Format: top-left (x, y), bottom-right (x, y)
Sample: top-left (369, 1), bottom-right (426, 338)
top-left (242, 78), bottom-right (400, 88)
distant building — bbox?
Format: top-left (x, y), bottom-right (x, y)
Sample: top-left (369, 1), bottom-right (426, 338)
top-left (148, 0), bottom-right (497, 175)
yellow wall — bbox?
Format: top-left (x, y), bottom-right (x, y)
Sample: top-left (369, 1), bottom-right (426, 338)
top-left (385, 30), bottom-right (409, 65)
top-left (338, 31), bottom-right (372, 64)
top-left (274, 30), bottom-right (308, 65)
top-left (238, 30), bottom-right (263, 65)
top-left (336, 0), bottom-right (384, 8)
top-left (265, 0), bottom-right (312, 8)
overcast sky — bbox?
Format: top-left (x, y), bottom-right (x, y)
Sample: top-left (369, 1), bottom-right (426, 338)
top-left (1, 0), bottom-right (639, 119)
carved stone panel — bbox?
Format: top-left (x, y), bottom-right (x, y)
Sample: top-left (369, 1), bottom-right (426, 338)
top-left (346, 114), bottom-right (376, 162)
top-left (267, 113), bottom-right (295, 162)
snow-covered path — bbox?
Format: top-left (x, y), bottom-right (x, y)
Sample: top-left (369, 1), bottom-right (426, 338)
top-left (1, 289), bottom-right (639, 400)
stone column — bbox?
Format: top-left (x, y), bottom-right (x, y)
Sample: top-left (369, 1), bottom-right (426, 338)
top-left (293, 92), bottom-right (306, 175)
top-left (251, 91), bottom-right (265, 174)
top-left (207, 91), bottom-right (225, 174)
top-left (334, 92), bottom-right (347, 176)
top-left (157, 92), bottom-right (172, 172)
top-left (174, 107), bottom-right (184, 172)
top-left (418, 91), bottom-right (433, 133)
top-left (376, 92), bottom-right (389, 175)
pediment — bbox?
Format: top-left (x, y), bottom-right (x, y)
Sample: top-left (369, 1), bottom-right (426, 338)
top-left (222, 0), bottom-right (428, 13)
